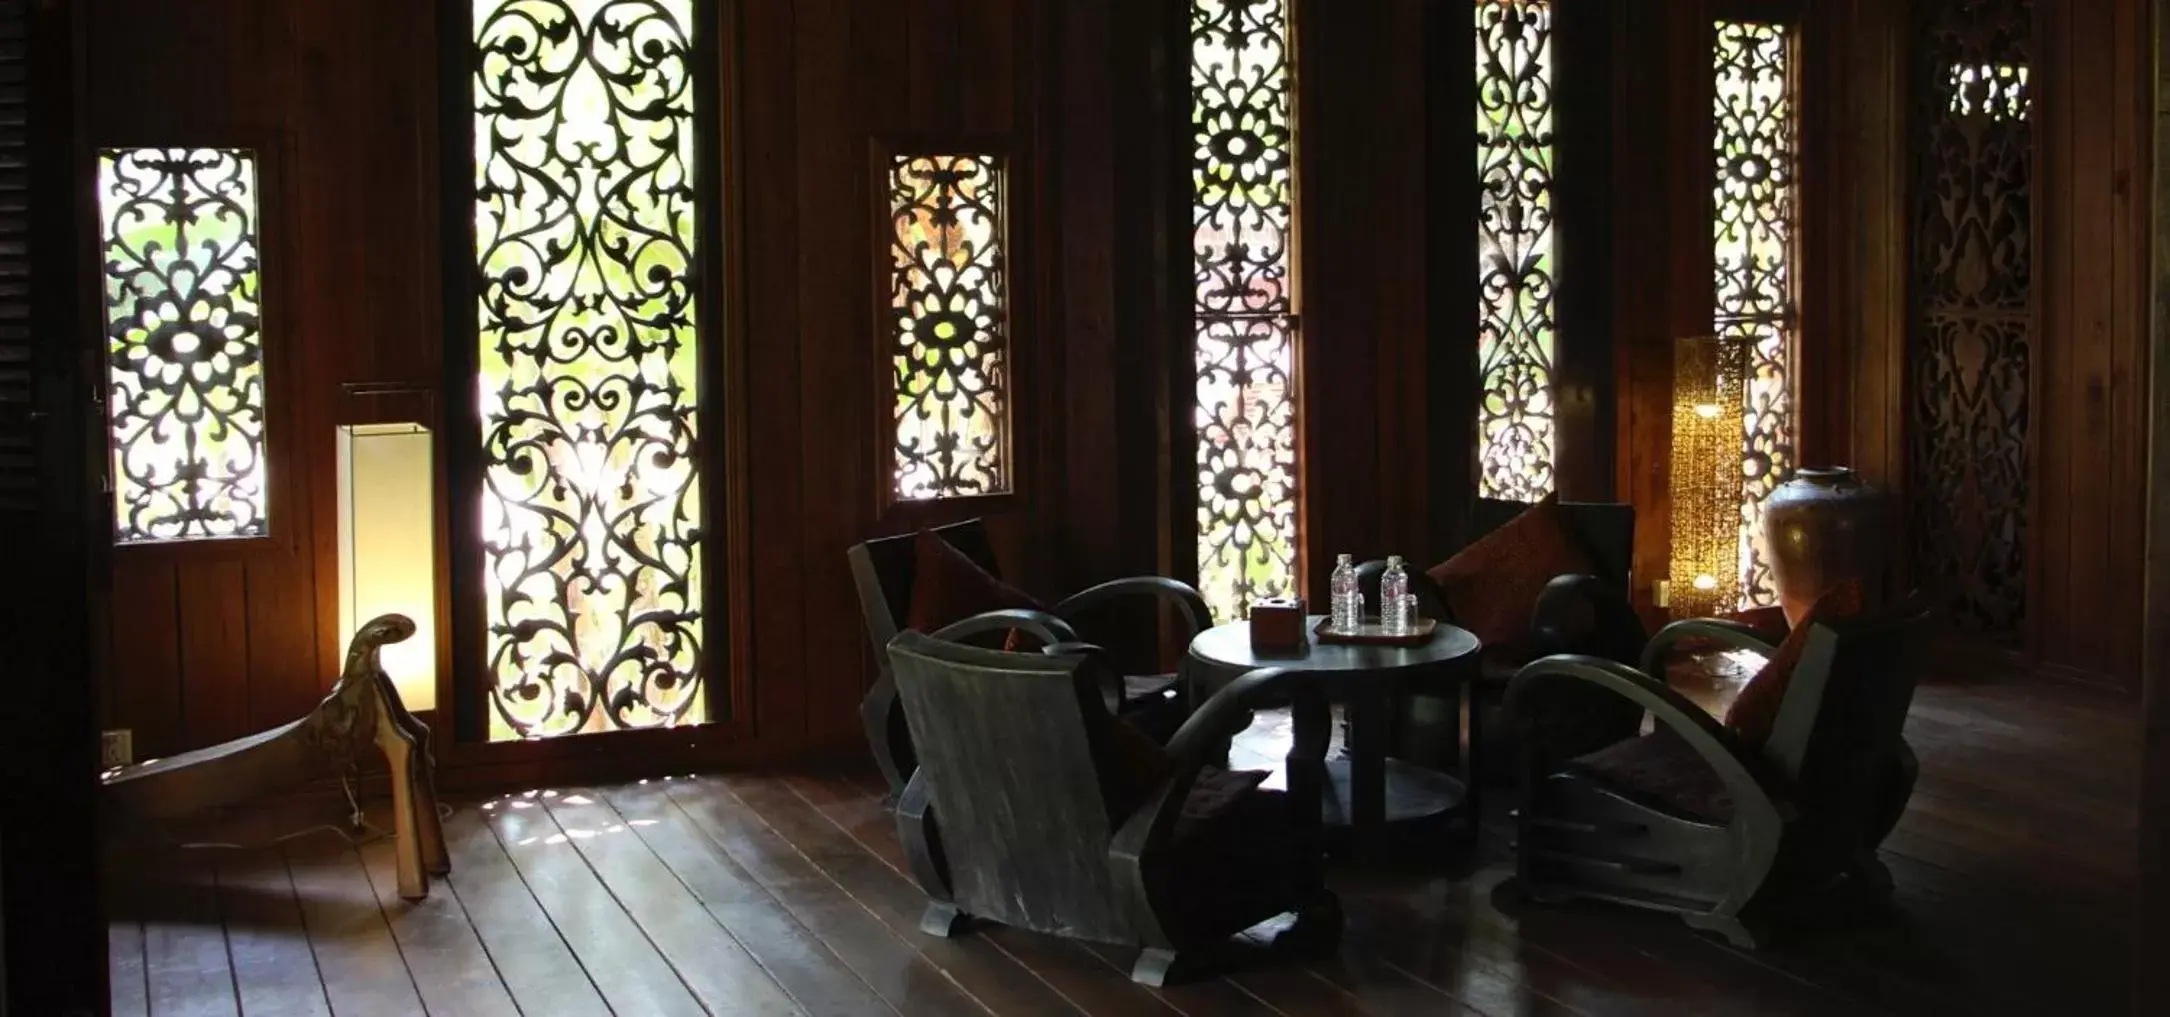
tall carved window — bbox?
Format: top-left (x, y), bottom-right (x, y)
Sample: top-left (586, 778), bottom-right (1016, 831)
top-left (1909, 0), bottom-right (2033, 635)
top-left (98, 148), bottom-right (268, 544)
top-left (1712, 20), bottom-right (1798, 608)
top-left (1193, 0), bottom-right (1300, 621)
top-left (886, 152), bottom-right (1011, 502)
top-left (473, 0), bottom-right (705, 740)
top-left (1475, 0), bottom-right (1556, 502)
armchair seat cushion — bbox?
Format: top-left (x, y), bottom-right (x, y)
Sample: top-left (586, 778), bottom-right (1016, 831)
top-left (905, 530), bottom-right (1045, 650)
top-left (1147, 786), bottom-right (1301, 941)
top-left (1426, 494), bottom-right (1599, 651)
top-left (1568, 729), bottom-right (1736, 823)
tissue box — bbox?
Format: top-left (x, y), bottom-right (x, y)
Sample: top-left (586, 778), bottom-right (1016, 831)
top-left (1248, 597), bottom-right (1308, 654)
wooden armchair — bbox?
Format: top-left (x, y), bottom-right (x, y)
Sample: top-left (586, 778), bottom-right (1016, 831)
top-left (101, 615), bottom-right (448, 900)
top-left (850, 518), bottom-right (1212, 795)
top-left (885, 630), bottom-right (1340, 985)
top-left (1500, 607), bottom-right (1927, 947)
top-left (1361, 498), bottom-right (1645, 776)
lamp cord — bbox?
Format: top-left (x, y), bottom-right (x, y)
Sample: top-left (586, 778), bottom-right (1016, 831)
top-left (163, 771), bottom-right (453, 852)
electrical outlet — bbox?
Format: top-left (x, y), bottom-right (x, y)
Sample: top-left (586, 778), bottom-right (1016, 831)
top-left (1652, 579), bottom-right (1671, 609)
top-left (101, 729), bottom-right (133, 769)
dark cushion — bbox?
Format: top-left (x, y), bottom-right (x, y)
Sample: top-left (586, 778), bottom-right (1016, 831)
top-left (1426, 493), bottom-right (1599, 652)
top-left (1723, 580), bottom-right (1864, 749)
top-left (1145, 787), bottom-right (1302, 941)
top-left (1097, 711), bottom-right (1268, 825)
top-left (904, 529), bottom-right (1043, 651)
top-left (1569, 728), bottom-right (1735, 822)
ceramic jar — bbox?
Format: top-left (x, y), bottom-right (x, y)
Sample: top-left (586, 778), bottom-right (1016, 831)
top-left (1761, 467), bottom-right (1888, 626)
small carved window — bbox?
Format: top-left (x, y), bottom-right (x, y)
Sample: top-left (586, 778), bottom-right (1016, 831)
top-left (1713, 19), bottom-right (1799, 608)
top-left (472, 0), bottom-right (707, 740)
top-left (1475, 0), bottom-right (1557, 503)
top-left (98, 147), bottom-right (269, 544)
top-left (1193, 0), bottom-right (1301, 622)
top-left (884, 152), bottom-right (1012, 503)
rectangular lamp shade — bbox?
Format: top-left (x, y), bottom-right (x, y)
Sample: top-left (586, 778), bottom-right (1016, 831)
top-left (336, 422), bottom-right (437, 711)
top-left (1668, 335), bottom-right (1750, 619)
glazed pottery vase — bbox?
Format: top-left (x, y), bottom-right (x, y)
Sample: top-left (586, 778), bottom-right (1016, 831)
top-left (1762, 467), bottom-right (1888, 626)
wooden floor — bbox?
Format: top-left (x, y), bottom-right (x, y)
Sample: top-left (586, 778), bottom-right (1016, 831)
top-left (107, 669), bottom-right (2137, 1017)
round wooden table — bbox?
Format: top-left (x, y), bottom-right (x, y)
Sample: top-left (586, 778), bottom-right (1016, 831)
top-left (1184, 616), bottom-right (1483, 861)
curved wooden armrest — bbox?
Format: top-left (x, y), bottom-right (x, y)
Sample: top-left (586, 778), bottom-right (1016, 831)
top-left (1054, 576), bottom-right (1214, 638)
top-left (1109, 667), bottom-right (1330, 863)
top-left (928, 608), bottom-right (1080, 648)
top-left (1531, 573), bottom-right (1643, 660)
top-left (1505, 655), bottom-right (1791, 825)
top-left (1639, 617), bottom-right (1781, 679)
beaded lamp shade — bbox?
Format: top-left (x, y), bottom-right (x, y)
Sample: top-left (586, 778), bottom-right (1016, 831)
top-left (1669, 335), bottom-right (1751, 619)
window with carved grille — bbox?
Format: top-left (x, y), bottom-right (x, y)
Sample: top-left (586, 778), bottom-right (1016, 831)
top-left (1475, 0), bottom-right (1556, 503)
top-left (1192, 0), bottom-right (1300, 622)
top-left (885, 152), bottom-right (1011, 502)
top-left (1713, 19), bottom-right (1798, 608)
top-left (472, 0), bottom-right (707, 740)
top-left (98, 147), bottom-right (269, 545)
top-left (1909, 0), bottom-right (2034, 636)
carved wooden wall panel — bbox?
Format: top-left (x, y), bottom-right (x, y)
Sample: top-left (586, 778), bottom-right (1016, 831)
top-left (1908, 0), bottom-right (2034, 636)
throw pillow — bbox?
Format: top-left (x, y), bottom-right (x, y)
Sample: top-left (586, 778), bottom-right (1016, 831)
top-left (1426, 493), bottom-right (1600, 650)
top-left (1722, 579), bottom-right (1865, 749)
top-left (903, 529), bottom-right (1045, 651)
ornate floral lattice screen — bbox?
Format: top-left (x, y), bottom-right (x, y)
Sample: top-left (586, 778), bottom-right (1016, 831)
top-left (1909, 0), bottom-right (2034, 636)
top-left (1192, 0), bottom-right (1300, 621)
top-left (1475, 0), bottom-right (1556, 503)
top-left (473, 0), bottom-right (706, 740)
top-left (886, 153), bottom-right (1010, 502)
top-left (1712, 20), bottom-right (1798, 608)
top-left (98, 148), bottom-right (268, 544)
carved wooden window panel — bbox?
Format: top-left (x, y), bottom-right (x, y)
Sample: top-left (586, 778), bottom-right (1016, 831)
top-left (1474, 0), bottom-right (1556, 503)
top-left (98, 147), bottom-right (269, 544)
top-left (1192, 0), bottom-right (1301, 622)
top-left (471, 0), bottom-right (707, 740)
top-left (883, 151), bottom-right (1012, 505)
top-left (1713, 19), bottom-right (1798, 609)
top-left (1908, 0), bottom-right (2034, 636)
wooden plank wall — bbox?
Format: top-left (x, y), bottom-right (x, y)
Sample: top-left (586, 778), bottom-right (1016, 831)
top-left (80, 0), bottom-right (1448, 771)
top-left (2029, 0), bottom-right (2152, 685)
top-left (1617, 0), bottom-right (2153, 691)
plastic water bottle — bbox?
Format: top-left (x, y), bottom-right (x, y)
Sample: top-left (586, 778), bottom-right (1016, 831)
top-left (1330, 554), bottom-right (1360, 631)
top-left (1381, 556), bottom-right (1409, 634)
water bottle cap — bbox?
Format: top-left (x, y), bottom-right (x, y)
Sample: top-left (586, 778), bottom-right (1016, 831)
top-left (1337, 553), bottom-right (1352, 565)
top-left (1386, 555), bottom-right (1403, 567)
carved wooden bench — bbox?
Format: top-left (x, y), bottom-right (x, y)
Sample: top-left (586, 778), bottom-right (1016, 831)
top-left (101, 614), bottom-right (449, 900)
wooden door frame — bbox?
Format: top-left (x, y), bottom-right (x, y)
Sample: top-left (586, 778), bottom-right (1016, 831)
top-left (2141, 4), bottom-right (2170, 1014)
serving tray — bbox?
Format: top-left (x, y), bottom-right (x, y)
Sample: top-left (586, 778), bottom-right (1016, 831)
top-left (1314, 616), bottom-right (1437, 646)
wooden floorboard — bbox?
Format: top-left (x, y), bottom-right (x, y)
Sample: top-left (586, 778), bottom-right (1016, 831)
top-left (537, 787), bottom-right (807, 1016)
top-left (217, 848), bottom-right (331, 1017)
top-left (440, 805), bottom-right (614, 1017)
top-left (138, 853), bottom-right (240, 1017)
top-left (600, 779), bottom-right (905, 1017)
top-left (283, 836), bottom-right (425, 1015)
top-left (356, 834), bottom-right (519, 1017)
top-left (660, 773), bottom-right (1000, 1017)
top-left (478, 790), bottom-right (711, 1017)
top-left (103, 671), bottom-right (2137, 1017)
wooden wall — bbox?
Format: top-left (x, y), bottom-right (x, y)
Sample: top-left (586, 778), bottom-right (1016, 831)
top-left (1617, 0), bottom-right (2154, 691)
top-left (87, 0), bottom-right (443, 760)
top-left (79, 0), bottom-right (1452, 772)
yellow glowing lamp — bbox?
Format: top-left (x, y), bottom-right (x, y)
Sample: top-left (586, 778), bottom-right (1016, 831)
top-left (1667, 336), bottom-right (1751, 619)
top-left (336, 423), bottom-right (439, 711)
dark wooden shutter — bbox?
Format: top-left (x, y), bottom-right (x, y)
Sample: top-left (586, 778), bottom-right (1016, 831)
top-left (1, 0), bottom-right (103, 1013)
top-left (0, 0), bottom-right (29, 516)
